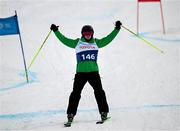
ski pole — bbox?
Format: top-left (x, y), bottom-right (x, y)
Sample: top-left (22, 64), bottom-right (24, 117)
top-left (121, 25), bottom-right (164, 54)
top-left (28, 30), bottom-right (52, 70)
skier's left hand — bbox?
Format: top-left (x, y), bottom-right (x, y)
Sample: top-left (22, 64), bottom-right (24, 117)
top-left (115, 21), bottom-right (122, 30)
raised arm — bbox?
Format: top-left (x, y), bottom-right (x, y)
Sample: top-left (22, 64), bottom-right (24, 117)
top-left (51, 24), bottom-right (79, 48)
top-left (95, 21), bottom-right (122, 48)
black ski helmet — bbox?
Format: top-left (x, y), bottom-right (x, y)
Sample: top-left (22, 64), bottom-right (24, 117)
top-left (81, 25), bottom-right (94, 35)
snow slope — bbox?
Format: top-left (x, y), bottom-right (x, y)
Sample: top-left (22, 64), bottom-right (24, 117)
top-left (0, 0), bottom-right (180, 130)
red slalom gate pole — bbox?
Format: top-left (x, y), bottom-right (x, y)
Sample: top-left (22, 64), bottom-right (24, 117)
top-left (137, 0), bottom-right (165, 34)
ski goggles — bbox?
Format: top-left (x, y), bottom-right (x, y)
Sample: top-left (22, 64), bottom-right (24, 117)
top-left (82, 32), bottom-right (93, 36)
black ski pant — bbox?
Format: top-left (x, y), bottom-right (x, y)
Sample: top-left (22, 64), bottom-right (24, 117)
top-left (67, 71), bottom-right (109, 115)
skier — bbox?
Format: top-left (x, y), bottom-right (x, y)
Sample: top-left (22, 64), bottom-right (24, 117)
top-left (50, 21), bottom-right (122, 125)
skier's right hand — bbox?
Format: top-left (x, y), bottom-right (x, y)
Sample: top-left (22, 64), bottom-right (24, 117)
top-left (50, 24), bottom-right (59, 32)
top-left (115, 21), bottom-right (122, 30)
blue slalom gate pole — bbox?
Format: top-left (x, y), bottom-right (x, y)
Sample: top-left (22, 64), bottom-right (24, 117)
top-left (15, 10), bottom-right (29, 83)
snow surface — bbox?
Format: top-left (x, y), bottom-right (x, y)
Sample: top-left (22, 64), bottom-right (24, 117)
top-left (0, 0), bottom-right (180, 130)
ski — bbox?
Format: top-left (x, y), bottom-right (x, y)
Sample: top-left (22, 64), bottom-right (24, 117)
top-left (96, 117), bottom-right (111, 124)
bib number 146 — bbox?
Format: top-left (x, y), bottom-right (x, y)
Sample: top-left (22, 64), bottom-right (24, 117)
top-left (81, 54), bottom-right (96, 60)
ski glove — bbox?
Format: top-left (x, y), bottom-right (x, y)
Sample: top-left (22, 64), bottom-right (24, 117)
top-left (50, 24), bottom-right (59, 32)
top-left (115, 21), bottom-right (122, 30)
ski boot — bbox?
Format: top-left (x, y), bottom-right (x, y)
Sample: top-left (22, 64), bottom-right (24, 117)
top-left (67, 114), bottom-right (74, 122)
top-left (101, 112), bottom-right (108, 121)
top-left (96, 112), bottom-right (109, 124)
top-left (64, 114), bottom-right (74, 127)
